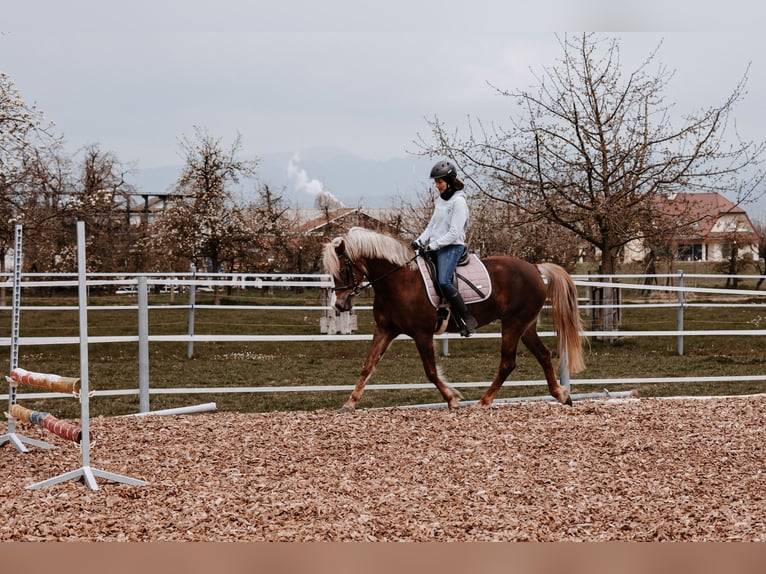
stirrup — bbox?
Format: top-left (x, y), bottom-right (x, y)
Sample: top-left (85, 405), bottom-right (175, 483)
top-left (434, 306), bottom-right (450, 335)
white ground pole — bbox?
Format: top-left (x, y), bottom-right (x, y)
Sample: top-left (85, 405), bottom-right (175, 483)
top-left (0, 224), bottom-right (55, 452)
top-left (27, 221), bottom-right (147, 490)
top-left (127, 402), bottom-right (217, 417)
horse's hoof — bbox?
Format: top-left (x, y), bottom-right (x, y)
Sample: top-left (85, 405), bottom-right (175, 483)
top-left (338, 405), bottom-right (355, 414)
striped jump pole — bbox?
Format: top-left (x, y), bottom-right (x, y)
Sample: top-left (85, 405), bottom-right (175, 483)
top-left (8, 368), bottom-right (81, 395)
top-left (9, 404), bottom-right (85, 443)
top-left (6, 367), bottom-right (85, 445)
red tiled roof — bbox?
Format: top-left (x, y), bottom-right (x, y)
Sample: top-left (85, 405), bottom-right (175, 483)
top-left (295, 208), bottom-right (358, 233)
top-left (655, 192), bottom-right (760, 242)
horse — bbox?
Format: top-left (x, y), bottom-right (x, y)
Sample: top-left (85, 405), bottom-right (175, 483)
top-left (322, 227), bottom-right (586, 412)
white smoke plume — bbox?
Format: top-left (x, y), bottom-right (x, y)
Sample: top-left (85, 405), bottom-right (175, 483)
top-left (287, 154), bottom-right (345, 209)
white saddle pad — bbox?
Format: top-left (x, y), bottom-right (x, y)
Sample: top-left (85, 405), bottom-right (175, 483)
top-left (416, 254), bottom-right (492, 308)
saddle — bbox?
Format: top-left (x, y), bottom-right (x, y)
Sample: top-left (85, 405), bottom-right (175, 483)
top-left (416, 251), bottom-right (492, 308)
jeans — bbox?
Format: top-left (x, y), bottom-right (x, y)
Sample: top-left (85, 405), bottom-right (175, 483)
top-left (434, 244), bottom-right (465, 297)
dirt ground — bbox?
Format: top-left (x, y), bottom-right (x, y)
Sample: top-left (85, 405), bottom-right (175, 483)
top-left (1, 395), bottom-right (764, 541)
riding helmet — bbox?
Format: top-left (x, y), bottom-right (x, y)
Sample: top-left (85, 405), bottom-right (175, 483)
top-left (429, 160), bottom-right (457, 179)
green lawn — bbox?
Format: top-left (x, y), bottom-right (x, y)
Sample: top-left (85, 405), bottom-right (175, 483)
top-left (2, 280), bottom-right (766, 418)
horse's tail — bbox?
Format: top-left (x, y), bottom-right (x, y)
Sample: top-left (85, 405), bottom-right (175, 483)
top-left (537, 263), bottom-right (586, 374)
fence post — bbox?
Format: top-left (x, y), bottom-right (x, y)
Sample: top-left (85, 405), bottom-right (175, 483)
top-left (559, 346), bottom-right (570, 391)
top-left (137, 275), bottom-right (150, 413)
top-left (187, 263), bottom-right (196, 359)
top-left (677, 269), bottom-right (684, 356)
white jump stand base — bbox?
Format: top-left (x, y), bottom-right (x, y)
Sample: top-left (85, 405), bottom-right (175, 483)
top-left (27, 465), bottom-right (147, 491)
top-left (0, 432), bottom-right (55, 453)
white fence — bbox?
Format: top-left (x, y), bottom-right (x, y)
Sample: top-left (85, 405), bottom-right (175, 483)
top-left (2, 269), bottom-right (766, 410)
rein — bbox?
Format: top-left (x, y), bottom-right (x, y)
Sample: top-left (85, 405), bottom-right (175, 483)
top-left (335, 251), bottom-right (419, 295)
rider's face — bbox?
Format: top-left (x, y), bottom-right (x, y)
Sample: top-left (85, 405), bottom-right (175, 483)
top-left (434, 178), bottom-right (448, 194)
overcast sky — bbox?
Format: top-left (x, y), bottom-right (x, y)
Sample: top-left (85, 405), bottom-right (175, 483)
top-left (3, 1), bottom-right (766, 210)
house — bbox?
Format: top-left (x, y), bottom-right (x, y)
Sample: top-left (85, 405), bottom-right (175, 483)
top-left (291, 207), bottom-right (408, 237)
top-left (624, 192), bottom-right (761, 263)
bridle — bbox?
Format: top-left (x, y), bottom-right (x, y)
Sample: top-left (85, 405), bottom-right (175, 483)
top-left (334, 252), bottom-right (370, 296)
top-left (333, 250), bottom-right (419, 296)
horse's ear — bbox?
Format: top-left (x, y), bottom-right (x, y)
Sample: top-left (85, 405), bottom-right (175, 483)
top-left (322, 236), bottom-right (332, 244)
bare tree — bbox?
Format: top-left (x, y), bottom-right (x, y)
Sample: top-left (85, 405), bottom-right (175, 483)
top-left (752, 219), bottom-right (766, 289)
top-left (13, 143), bottom-right (74, 273)
top-left (0, 72), bottom-right (54, 178)
top-left (715, 228), bottom-right (758, 289)
top-left (241, 183), bottom-right (298, 273)
top-left (0, 71), bottom-right (57, 272)
top-left (67, 144), bottom-right (137, 272)
top-left (469, 190), bottom-right (584, 267)
top-left (389, 184), bottom-right (434, 242)
top-left (150, 127), bottom-right (258, 294)
top-left (419, 33), bottom-right (766, 276)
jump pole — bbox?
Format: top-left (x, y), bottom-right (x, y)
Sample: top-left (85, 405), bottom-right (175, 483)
top-left (0, 224), bottom-right (55, 452)
top-left (27, 221), bottom-right (146, 490)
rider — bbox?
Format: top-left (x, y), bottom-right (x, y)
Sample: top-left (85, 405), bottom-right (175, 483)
top-left (412, 160), bottom-right (478, 337)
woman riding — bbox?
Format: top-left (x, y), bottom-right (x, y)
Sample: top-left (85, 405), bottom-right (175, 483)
top-left (412, 160), bottom-right (478, 337)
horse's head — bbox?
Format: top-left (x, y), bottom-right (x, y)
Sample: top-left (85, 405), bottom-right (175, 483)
top-left (322, 227), bottom-right (416, 313)
top-left (322, 235), bottom-right (367, 313)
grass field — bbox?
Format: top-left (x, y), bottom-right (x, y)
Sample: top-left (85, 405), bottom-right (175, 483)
top-left (2, 273), bottom-right (766, 418)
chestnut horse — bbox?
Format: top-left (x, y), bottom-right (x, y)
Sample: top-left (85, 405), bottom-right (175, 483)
top-left (323, 227), bottom-right (585, 412)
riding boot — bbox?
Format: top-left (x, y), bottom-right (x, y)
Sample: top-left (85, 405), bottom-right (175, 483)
top-left (444, 289), bottom-right (478, 337)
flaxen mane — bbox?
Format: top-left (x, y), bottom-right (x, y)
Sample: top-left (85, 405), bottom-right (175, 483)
top-left (322, 227), bottom-right (415, 279)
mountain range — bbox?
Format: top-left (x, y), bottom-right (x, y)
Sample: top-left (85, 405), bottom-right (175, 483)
top-left (125, 148), bottom-right (435, 209)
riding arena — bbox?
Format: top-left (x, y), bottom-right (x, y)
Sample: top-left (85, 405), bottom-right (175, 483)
top-left (2, 397), bottom-right (765, 541)
top-left (2, 224), bottom-right (765, 541)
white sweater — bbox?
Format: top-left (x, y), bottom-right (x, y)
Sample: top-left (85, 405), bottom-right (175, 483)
top-left (416, 191), bottom-right (469, 251)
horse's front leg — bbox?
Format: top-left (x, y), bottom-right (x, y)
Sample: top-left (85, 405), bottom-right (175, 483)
top-left (413, 334), bottom-right (463, 410)
top-left (339, 326), bottom-right (397, 413)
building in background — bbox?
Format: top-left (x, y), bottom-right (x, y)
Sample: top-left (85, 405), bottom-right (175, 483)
top-left (624, 192), bottom-right (761, 263)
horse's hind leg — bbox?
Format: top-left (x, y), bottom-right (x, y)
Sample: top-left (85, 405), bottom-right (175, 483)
top-left (340, 326), bottom-right (396, 413)
top-left (521, 325), bottom-right (571, 406)
top-left (413, 334), bottom-right (463, 409)
top-left (476, 325), bottom-right (522, 407)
